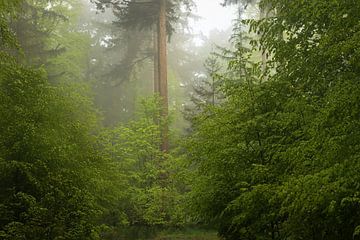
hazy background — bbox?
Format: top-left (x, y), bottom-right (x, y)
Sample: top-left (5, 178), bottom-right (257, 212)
top-left (191, 0), bottom-right (237, 36)
top-left (190, 0), bottom-right (237, 46)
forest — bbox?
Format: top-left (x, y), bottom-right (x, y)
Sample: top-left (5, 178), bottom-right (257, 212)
top-left (0, 0), bottom-right (359, 239)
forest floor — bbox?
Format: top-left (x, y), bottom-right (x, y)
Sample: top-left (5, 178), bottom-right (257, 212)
top-left (153, 229), bottom-right (219, 240)
top-left (104, 227), bottom-right (219, 240)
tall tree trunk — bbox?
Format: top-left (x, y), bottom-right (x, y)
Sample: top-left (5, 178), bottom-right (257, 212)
top-left (158, 0), bottom-right (169, 152)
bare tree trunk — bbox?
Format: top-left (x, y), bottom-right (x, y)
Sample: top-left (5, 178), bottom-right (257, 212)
top-left (158, 0), bottom-right (169, 152)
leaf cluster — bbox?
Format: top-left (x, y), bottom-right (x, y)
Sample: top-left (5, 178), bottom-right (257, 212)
top-left (186, 0), bottom-right (360, 239)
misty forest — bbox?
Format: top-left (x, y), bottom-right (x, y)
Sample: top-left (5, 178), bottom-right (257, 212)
top-left (1, 0), bottom-right (360, 239)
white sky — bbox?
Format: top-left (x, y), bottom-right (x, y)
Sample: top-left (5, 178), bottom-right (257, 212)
top-left (190, 0), bottom-right (237, 36)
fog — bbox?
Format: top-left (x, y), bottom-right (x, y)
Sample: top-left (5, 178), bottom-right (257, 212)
top-left (191, 0), bottom-right (237, 37)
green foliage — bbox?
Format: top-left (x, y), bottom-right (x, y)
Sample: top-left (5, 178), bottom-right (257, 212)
top-left (187, 0), bottom-right (360, 239)
top-left (92, 0), bottom-right (194, 35)
top-left (1, 2), bottom-right (193, 238)
top-left (97, 96), bottom-right (192, 230)
top-left (0, 0), bottom-right (20, 50)
top-left (4, 0), bottom-right (360, 239)
top-left (0, 57), bottom-right (103, 239)
top-left (0, 2), bottom-right (106, 239)
top-left (8, 0), bottom-right (68, 66)
top-left (184, 56), bottom-right (223, 122)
